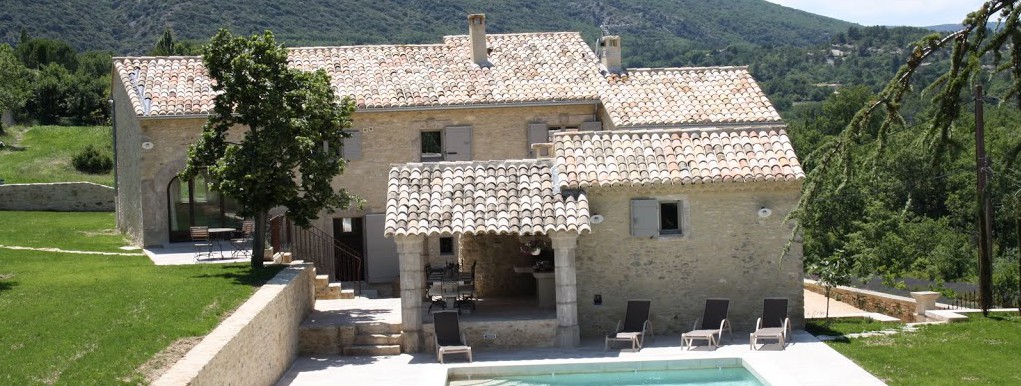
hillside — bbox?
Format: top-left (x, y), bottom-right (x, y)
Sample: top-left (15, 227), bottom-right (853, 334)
top-left (0, 0), bottom-right (853, 64)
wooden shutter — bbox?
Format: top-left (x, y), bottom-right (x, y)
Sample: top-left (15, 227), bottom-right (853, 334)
top-left (527, 123), bottom-right (549, 158)
top-left (342, 130), bottom-right (362, 161)
top-left (580, 121), bottom-right (602, 131)
top-left (444, 126), bottom-right (472, 161)
top-left (631, 199), bottom-right (659, 237)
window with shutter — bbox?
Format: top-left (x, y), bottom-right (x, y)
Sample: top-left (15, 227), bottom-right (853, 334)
top-left (342, 130), bottom-right (362, 161)
top-left (579, 121), bottom-right (602, 131)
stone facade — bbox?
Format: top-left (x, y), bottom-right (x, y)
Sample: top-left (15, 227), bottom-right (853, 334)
top-left (422, 318), bottom-right (556, 353)
top-left (572, 182), bottom-right (804, 337)
top-left (153, 262), bottom-right (315, 386)
top-left (0, 182), bottom-right (114, 211)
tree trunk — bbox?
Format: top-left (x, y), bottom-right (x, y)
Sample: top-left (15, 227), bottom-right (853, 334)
top-left (1017, 216), bottom-right (1020, 315)
top-left (251, 211), bottom-right (267, 268)
top-left (824, 286), bottom-right (832, 324)
top-left (974, 85), bottom-right (993, 316)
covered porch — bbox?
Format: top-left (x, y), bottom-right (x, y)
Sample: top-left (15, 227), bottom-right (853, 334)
top-left (384, 159), bottom-right (591, 352)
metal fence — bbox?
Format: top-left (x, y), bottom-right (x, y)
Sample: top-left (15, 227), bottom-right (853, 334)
top-left (940, 290), bottom-right (1019, 310)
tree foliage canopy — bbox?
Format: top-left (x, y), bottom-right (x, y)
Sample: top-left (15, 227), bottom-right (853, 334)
top-left (0, 43), bottom-right (33, 126)
top-left (182, 29), bottom-right (359, 265)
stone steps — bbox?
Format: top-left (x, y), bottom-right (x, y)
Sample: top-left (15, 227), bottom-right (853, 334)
top-left (298, 321), bottom-right (403, 356)
top-left (314, 275), bottom-right (356, 300)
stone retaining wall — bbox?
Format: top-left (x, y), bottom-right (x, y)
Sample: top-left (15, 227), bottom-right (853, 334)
top-left (153, 262), bottom-right (315, 386)
top-left (804, 279), bottom-right (916, 322)
top-left (0, 182), bottom-right (114, 211)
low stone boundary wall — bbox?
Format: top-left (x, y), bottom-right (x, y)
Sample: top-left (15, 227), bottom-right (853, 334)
top-left (0, 182), bottom-right (114, 211)
top-left (154, 262), bottom-right (316, 386)
top-left (804, 279), bottom-right (916, 322)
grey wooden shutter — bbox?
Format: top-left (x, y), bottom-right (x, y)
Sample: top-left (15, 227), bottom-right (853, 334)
top-left (365, 214), bottom-right (399, 283)
top-left (580, 121), bottom-right (602, 131)
top-left (527, 123), bottom-right (549, 158)
top-left (444, 126), bottom-right (472, 161)
top-left (631, 199), bottom-right (659, 237)
top-left (342, 130), bottom-right (362, 161)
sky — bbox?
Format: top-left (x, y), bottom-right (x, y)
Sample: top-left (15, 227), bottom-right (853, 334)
top-left (764, 0), bottom-right (989, 27)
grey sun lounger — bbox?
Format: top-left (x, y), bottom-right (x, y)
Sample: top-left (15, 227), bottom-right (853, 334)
top-left (605, 299), bottom-right (653, 352)
top-left (750, 297), bottom-right (791, 350)
top-left (433, 310), bottom-right (472, 363)
top-left (681, 298), bottom-right (731, 350)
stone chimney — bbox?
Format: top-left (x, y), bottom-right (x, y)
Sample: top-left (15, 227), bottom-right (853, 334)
top-left (468, 14), bottom-right (490, 67)
top-left (599, 35), bottom-right (622, 73)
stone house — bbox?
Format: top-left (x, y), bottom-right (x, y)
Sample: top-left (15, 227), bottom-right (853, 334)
top-left (111, 14), bottom-right (804, 349)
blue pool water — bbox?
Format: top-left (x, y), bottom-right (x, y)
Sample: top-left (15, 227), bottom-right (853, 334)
top-left (448, 365), bottom-right (764, 386)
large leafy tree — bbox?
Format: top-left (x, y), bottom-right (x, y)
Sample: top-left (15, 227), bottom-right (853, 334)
top-left (791, 0), bottom-right (1021, 315)
top-left (0, 44), bottom-right (33, 132)
top-left (181, 29), bottom-right (358, 267)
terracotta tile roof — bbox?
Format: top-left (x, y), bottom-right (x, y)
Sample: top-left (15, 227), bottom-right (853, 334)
top-left (552, 126), bottom-right (804, 188)
top-left (384, 160), bottom-right (590, 237)
top-left (113, 57), bottom-right (216, 116)
top-left (112, 32), bottom-right (604, 116)
top-left (601, 67), bottom-right (782, 127)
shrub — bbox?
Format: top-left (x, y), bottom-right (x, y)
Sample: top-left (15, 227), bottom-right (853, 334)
top-left (71, 145), bottom-right (112, 174)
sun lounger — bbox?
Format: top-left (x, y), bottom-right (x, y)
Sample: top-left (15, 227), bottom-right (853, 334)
top-left (750, 297), bottom-right (791, 350)
top-left (681, 298), bottom-right (731, 350)
top-left (605, 299), bottom-right (653, 352)
top-left (433, 310), bottom-right (472, 363)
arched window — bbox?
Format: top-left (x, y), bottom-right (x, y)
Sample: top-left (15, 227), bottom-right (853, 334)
top-left (167, 173), bottom-right (241, 242)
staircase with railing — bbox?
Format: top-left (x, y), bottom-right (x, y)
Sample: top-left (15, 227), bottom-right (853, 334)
top-left (269, 214), bottom-right (364, 291)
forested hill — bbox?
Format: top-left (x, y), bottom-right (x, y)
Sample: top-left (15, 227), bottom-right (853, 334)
top-left (1, 0), bottom-right (853, 58)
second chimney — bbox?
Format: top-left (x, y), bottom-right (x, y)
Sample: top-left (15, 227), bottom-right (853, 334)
top-left (468, 14), bottom-right (490, 67)
top-left (600, 35), bottom-right (622, 73)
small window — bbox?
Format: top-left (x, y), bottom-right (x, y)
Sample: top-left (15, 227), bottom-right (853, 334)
top-left (421, 131), bottom-right (442, 162)
top-left (659, 202), bottom-right (681, 235)
top-left (439, 237), bottom-right (454, 255)
top-left (631, 198), bottom-right (687, 237)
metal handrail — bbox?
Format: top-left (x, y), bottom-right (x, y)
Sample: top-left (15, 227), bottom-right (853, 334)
top-left (269, 214), bottom-right (364, 292)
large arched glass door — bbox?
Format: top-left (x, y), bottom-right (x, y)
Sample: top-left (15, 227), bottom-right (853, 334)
top-left (167, 173), bottom-right (241, 242)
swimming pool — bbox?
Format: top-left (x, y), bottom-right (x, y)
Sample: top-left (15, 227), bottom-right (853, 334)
top-left (446, 358), bottom-right (768, 386)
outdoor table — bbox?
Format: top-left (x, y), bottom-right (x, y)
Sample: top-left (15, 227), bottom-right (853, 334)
top-left (428, 271), bottom-right (473, 309)
top-left (207, 227), bottom-right (237, 258)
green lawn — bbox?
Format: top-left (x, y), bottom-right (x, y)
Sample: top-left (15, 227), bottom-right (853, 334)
top-left (819, 314), bottom-right (1021, 385)
top-left (0, 212), bottom-right (282, 385)
top-left (805, 317), bottom-right (901, 336)
top-left (0, 125), bottom-right (113, 186)
top-left (0, 211), bottom-right (129, 253)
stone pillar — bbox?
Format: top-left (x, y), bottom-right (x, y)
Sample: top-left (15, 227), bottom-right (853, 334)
top-left (550, 231), bottom-right (580, 347)
top-left (396, 235), bottom-right (425, 352)
top-left (910, 291), bottom-right (941, 316)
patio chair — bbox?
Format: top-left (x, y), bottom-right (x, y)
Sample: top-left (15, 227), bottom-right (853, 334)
top-left (190, 226), bottom-right (213, 261)
top-left (605, 299), bottom-right (653, 352)
top-left (433, 310), bottom-right (472, 363)
top-left (230, 220), bottom-right (255, 258)
top-left (750, 297), bottom-right (791, 350)
top-left (456, 261), bottom-right (477, 313)
top-left (681, 298), bottom-right (731, 350)
top-left (426, 264), bottom-right (448, 312)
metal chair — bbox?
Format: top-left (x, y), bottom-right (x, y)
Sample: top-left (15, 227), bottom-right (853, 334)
top-left (231, 220), bottom-right (255, 258)
top-left (190, 226), bottom-right (213, 261)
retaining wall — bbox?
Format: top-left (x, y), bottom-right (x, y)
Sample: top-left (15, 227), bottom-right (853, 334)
top-left (804, 279), bottom-right (916, 322)
top-left (153, 262), bottom-right (316, 386)
top-left (0, 182), bottom-right (114, 211)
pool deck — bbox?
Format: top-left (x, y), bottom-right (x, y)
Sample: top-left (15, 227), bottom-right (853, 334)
top-left (276, 330), bottom-right (886, 385)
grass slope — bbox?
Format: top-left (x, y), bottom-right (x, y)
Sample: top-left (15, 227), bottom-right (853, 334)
top-left (1, 0), bottom-right (853, 56)
top-left (0, 211), bottom-right (128, 253)
top-left (0, 211), bottom-right (282, 385)
top-left (0, 125), bottom-right (113, 186)
top-left (824, 314), bottom-right (1021, 385)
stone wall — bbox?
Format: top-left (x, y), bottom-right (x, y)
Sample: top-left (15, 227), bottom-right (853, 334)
top-left (423, 318), bottom-right (557, 353)
top-left (112, 76), bottom-right (145, 246)
top-left (804, 280), bottom-right (916, 322)
top-left (0, 182), bottom-right (114, 211)
top-left (153, 263), bottom-right (315, 386)
top-left (459, 233), bottom-right (536, 297)
top-left (574, 183), bottom-right (804, 337)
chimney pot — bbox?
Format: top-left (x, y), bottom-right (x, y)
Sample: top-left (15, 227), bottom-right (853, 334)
top-left (468, 14), bottom-right (491, 67)
top-left (600, 35), bottom-right (622, 73)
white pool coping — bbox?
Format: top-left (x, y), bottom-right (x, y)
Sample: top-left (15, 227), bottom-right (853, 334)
top-left (276, 330), bottom-right (886, 386)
